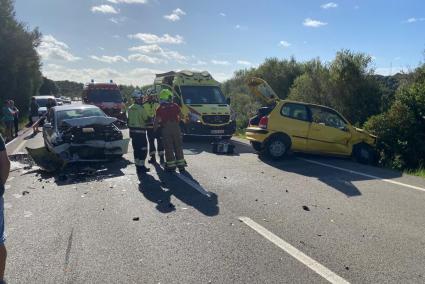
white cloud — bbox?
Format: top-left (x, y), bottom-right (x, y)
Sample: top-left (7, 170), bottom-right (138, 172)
top-left (128, 33), bottom-right (184, 44)
top-left (278, 40), bottom-right (291, 48)
top-left (91, 5), bottom-right (119, 14)
top-left (195, 60), bottom-right (207, 65)
top-left (42, 64), bottom-right (162, 86)
top-left (90, 55), bottom-right (128, 63)
top-left (164, 8), bottom-right (186, 22)
top-left (219, 12), bottom-right (226, 17)
top-left (405, 17), bottom-right (425, 23)
top-left (107, 0), bottom-right (147, 3)
top-left (303, 18), bottom-right (328, 28)
top-left (321, 2), bottom-right (338, 9)
top-left (211, 60), bottom-right (230, 65)
top-left (375, 66), bottom-right (406, 76)
top-left (129, 44), bottom-right (164, 53)
top-left (237, 60), bottom-right (251, 66)
top-left (109, 17), bottom-right (127, 24)
top-left (37, 35), bottom-right (80, 62)
top-left (128, 54), bottom-right (166, 64)
top-left (128, 44), bottom-right (187, 63)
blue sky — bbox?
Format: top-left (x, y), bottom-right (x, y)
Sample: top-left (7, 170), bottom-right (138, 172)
top-left (15, 0), bottom-right (425, 86)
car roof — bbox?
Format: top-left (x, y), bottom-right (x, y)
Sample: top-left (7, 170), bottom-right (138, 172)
top-left (52, 105), bottom-right (100, 112)
top-left (34, 95), bottom-right (55, 99)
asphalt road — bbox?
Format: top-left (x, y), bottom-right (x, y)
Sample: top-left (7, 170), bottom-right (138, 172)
top-left (4, 128), bottom-right (425, 283)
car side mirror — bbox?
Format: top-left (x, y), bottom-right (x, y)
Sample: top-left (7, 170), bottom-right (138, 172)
top-left (44, 123), bottom-right (52, 129)
top-left (339, 126), bottom-right (348, 132)
top-left (226, 97), bottom-right (231, 105)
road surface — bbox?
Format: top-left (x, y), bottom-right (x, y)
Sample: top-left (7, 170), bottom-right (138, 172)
top-left (4, 128), bottom-right (425, 283)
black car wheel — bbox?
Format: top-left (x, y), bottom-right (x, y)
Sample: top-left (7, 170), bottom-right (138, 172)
top-left (266, 137), bottom-right (289, 160)
top-left (354, 143), bottom-right (377, 165)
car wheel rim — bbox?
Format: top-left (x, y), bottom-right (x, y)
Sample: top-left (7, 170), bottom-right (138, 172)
top-left (270, 141), bottom-right (286, 157)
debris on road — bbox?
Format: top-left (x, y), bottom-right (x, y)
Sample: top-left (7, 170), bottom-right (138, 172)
top-left (302, 205), bottom-right (310, 211)
top-left (22, 191), bottom-right (30, 195)
top-left (212, 140), bottom-right (235, 155)
top-left (26, 147), bottom-right (66, 172)
top-left (132, 217), bottom-right (140, 221)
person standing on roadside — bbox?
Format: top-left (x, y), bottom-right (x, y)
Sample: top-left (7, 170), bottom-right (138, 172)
top-left (0, 134), bottom-right (10, 284)
top-left (128, 91), bottom-right (150, 175)
top-left (1, 101), bottom-right (14, 142)
top-left (9, 100), bottom-right (19, 138)
top-left (30, 97), bottom-right (40, 133)
top-left (154, 89), bottom-right (187, 172)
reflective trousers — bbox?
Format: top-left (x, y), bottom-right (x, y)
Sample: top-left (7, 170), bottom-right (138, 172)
top-left (161, 121), bottom-right (186, 168)
top-left (130, 130), bottom-right (148, 167)
top-left (147, 128), bottom-right (164, 157)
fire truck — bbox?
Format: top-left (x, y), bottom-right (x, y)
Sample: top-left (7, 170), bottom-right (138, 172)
top-left (82, 80), bottom-right (127, 121)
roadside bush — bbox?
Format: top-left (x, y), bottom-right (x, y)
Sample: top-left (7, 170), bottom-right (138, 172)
top-left (365, 65), bottom-right (425, 170)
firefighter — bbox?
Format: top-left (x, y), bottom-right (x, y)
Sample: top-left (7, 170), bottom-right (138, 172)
top-left (143, 92), bottom-right (165, 165)
top-left (128, 91), bottom-right (150, 174)
top-left (154, 89), bottom-right (187, 172)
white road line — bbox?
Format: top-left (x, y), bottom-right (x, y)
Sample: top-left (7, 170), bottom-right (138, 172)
top-left (173, 172), bottom-right (211, 198)
top-left (299, 158), bottom-right (425, 192)
top-left (239, 217), bottom-right (350, 284)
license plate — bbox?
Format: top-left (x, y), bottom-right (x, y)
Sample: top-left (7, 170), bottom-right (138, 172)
top-left (82, 127), bottom-right (95, 133)
top-left (211, 130), bottom-right (225, 134)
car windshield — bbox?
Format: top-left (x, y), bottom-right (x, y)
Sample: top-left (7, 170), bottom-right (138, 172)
top-left (86, 89), bottom-right (123, 103)
top-left (56, 108), bottom-right (105, 126)
top-left (180, 86), bottom-right (226, 105)
top-left (36, 98), bottom-right (50, 107)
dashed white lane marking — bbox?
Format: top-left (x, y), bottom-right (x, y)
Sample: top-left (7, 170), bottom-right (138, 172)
top-left (299, 158), bottom-right (425, 193)
top-left (239, 217), bottom-right (350, 284)
top-left (173, 172), bottom-right (211, 198)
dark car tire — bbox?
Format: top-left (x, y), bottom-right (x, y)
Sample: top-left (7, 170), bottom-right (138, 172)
top-left (251, 141), bottom-right (263, 152)
top-left (266, 137), bottom-right (289, 160)
top-left (353, 143), bottom-right (377, 165)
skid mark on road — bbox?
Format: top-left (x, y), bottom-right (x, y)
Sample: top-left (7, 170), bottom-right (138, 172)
top-left (64, 228), bottom-right (74, 270)
top-left (299, 158), bottom-right (425, 193)
top-left (239, 217), bottom-right (350, 284)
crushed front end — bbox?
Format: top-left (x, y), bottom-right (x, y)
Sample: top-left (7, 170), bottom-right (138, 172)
top-left (51, 116), bottom-right (129, 161)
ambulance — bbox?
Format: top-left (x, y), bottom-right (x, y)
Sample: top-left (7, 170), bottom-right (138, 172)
top-left (154, 71), bottom-right (236, 138)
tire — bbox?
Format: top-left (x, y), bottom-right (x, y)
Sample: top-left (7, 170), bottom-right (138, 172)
top-left (354, 144), bottom-right (377, 165)
top-left (251, 141), bottom-right (263, 152)
top-left (266, 137), bottom-right (289, 160)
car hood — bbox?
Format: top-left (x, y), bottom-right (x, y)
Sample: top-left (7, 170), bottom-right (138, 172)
top-left (354, 127), bottom-right (377, 138)
top-left (62, 116), bottom-right (117, 127)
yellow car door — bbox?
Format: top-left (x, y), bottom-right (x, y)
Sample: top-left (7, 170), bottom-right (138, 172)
top-left (269, 102), bottom-right (311, 151)
top-left (306, 106), bottom-right (352, 155)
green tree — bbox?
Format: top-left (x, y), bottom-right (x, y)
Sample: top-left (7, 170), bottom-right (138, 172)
top-left (365, 64), bottom-right (425, 169)
top-left (288, 59), bottom-right (333, 106)
top-left (329, 50), bottom-right (382, 124)
top-left (252, 57), bottom-right (304, 99)
top-left (55, 80), bottom-right (84, 98)
top-left (39, 77), bottom-right (59, 96)
top-left (0, 0), bottom-right (42, 118)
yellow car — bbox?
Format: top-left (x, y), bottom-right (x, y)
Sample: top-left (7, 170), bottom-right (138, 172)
top-left (245, 78), bottom-right (377, 163)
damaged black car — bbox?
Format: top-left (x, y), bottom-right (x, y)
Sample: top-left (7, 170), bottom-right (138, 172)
top-left (42, 105), bottom-right (129, 161)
